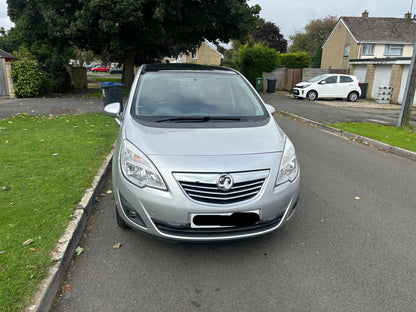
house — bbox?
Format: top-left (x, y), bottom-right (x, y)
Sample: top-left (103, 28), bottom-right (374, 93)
top-left (0, 49), bottom-right (17, 62)
top-left (0, 49), bottom-right (17, 99)
top-left (166, 41), bottom-right (223, 66)
top-left (321, 11), bottom-right (416, 103)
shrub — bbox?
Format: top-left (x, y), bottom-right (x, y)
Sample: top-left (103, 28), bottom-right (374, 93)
top-left (11, 58), bottom-right (44, 97)
top-left (280, 52), bottom-right (311, 68)
top-left (239, 43), bottom-right (280, 85)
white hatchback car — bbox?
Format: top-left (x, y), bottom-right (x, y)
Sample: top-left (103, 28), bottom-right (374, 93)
top-left (291, 74), bottom-right (362, 102)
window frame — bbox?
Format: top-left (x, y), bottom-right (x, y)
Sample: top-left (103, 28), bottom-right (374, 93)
top-left (344, 45), bottom-right (350, 57)
top-left (384, 44), bottom-right (403, 56)
top-left (362, 44), bottom-right (374, 56)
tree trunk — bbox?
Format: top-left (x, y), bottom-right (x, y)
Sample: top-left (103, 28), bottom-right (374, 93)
top-left (123, 50), bottom-right (136, 90)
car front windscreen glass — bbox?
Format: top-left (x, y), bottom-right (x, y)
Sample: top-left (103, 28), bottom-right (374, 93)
top-left (131, 71), bottom-right (267, 120)
top-left (308, 75), bottom-right (327, 83)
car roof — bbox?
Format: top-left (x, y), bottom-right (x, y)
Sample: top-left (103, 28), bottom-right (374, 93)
top-left (142, 63), bottom-right (236, 74)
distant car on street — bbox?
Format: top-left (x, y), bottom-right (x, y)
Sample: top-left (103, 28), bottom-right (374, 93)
top-left (91, 65), bottom-right (110, 73)
top-left (85, 63), bottom-right (100, 71)
top-left (291, 74), bottom-right (361, 102)
top-left (110, 67), bottom-right (123, 74)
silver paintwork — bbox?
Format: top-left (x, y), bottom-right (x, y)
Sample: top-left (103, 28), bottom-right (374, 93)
top-left (108, 64), bottom-right (300, 241)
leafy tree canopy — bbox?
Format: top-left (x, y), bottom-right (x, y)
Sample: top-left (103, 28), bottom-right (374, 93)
top-left (239, 43), bottom-right (280, 85)
top-left (7, 0), bottom-right (78, 93)
top-left (6, 0), bottom-right (261, 90)
top-left (251, 21), bottom-right (287, 53)
top-left (71, 0), bottom-right (262, 88)
top-left (289, 15), bottom-right (337, 67)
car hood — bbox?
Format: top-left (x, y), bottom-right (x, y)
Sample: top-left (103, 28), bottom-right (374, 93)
top-left (123, 117), bottom-right (286, 157)
top-left (295, 82), bottom-right (311, 88)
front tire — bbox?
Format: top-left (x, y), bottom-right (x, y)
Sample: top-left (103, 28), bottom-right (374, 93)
top-left (347, 91), bottom-right (359, 102)
top-left (307, 90), bottom-right (317, 101)
top-left (116, 206), bottom-right (130, 229)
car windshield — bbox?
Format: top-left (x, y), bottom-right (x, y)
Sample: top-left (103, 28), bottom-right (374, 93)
top-left (308, 74), bottom-right (327, 83)
top-left (131, 70), bottom-right (266, 122)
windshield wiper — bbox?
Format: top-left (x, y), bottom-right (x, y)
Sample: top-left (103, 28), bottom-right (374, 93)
top-left (155, 116), bottom-right (241, 123)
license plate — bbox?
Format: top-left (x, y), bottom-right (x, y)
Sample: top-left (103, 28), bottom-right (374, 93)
top-left (190, 211), bottom-right (260, 228)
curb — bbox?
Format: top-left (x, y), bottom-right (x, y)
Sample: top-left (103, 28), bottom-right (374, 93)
top-left (276, 111), bottom-right (416, 162)
top-left (26, 148), bottom-right (114, 312)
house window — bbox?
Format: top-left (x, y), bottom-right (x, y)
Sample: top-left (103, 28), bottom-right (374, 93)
top-left (344, 45), bottom-right (350, 57)
top-left (384, 44), bottom-right (403, 56)
top-left (362, 44), bottom-right (374, 55)
top-left (192, 52), bottom-right (197, 59)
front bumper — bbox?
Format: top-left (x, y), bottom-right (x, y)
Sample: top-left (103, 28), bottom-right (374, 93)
top-left (112, 163), bottom-right (301, 242)
top-left (291, 88), bottom-right (306, 98)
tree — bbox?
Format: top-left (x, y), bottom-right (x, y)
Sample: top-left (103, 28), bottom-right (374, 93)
top-left (280, 52), bottom-right (311, 68)
top-left (289, 15), bottom-right (337, 67)
top-left (239, 43), bottom-right (280, 85)
top-left (251, 22), bottom-right (287, 53)
top-left (7, 0), bottom-right (79, 93)
top-left (71, 0), bottom-right (262, 88)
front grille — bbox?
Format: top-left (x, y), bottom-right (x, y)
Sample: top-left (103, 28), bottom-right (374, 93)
top-left (174, 170), bottom-right (269, 205)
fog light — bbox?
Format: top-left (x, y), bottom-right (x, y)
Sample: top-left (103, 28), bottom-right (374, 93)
top-left (119, 193), bottom-right (146, 228)
top-left (128, 211), bottom-right (137, 218)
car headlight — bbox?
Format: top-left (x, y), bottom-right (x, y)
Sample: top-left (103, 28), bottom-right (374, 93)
top-left (276, 138), bottom-right (299, 186)
top-left (296, 84), bottom-right (310, 89)
top-left (120, 140), bottom-right (167, 190)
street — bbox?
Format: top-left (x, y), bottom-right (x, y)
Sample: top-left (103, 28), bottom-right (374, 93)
top-left (53, 113), bottom-right (416, 312)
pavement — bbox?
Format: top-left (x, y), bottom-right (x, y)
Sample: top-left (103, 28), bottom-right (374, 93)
top-left (1, 91), bottom-right (414, 311)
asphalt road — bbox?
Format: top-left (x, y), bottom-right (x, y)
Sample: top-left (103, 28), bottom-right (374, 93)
top-left (262, 93), bottom-right (416, 127)
top-left (52, 113), bottom-right (416, 312)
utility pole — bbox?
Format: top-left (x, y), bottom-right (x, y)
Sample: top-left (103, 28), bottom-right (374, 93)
top-left (397, 41), bottom-right (416, 127)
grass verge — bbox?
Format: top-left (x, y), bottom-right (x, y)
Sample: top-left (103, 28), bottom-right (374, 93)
top-left (329, 122), bottom-right (416, 152)
top-left (0, 113), bottom-right (118, 311)
top-left (92, 77), bottom-right (122, 83)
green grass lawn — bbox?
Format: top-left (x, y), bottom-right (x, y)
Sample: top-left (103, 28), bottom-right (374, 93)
top-left (92, 77), bottom-right (122, 83)
top-left (329, 122), bottom-right (416, 152)
top-left (0, 113), bottom-right (118, 311)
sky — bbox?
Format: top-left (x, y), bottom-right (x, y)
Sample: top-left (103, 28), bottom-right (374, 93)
top-left (0, 0), bottom-right (415, 40)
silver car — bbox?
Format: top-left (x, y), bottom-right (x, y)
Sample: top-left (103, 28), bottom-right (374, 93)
top-left (105, 64), bottom-right (300, 241)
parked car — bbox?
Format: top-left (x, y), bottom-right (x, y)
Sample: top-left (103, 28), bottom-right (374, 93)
top-left (110, 67), bottom-right (123, 74)
top-left (104, 63), bottom-right (301, 242)
top-left (85, 63), bottom-right (100, 71)
top-left (91, 65), bottom-right (110, 72)
top-left (291, 74), bottom-right (361, 102)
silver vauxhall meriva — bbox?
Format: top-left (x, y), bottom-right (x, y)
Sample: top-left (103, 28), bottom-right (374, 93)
top-left (104, 64), bottom-right (300, 242)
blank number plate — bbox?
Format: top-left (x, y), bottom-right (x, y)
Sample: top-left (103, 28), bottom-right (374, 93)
top-left (191, 211), bottom-right (260, 228)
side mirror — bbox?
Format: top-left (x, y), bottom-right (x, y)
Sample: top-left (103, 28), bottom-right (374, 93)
top-left (104, 102), bottom-right (122, 125)
top-left (319, 81), bottom-right (326, 85)
top-left (264, 103), bottom-right (275, 115)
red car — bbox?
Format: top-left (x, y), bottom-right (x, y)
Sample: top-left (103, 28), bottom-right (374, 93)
top-left (91, 65), bottom-right (110, 72)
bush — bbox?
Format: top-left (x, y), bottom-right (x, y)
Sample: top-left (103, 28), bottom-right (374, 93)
top-left (239, 43), bottom-right (280, 85)
top-left (280, 52), bottom-right (311, 68)
top-left (11, 58), bottom-right (44, 97)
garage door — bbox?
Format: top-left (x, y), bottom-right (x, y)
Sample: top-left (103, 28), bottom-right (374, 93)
top-left (353, 65), bottom-right (367, 83)
top-left (372, 65), bottom-right (392, 99)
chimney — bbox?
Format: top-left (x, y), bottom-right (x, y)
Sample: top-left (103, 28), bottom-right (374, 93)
top-left (405, 12), bottom-right (412, 19)
top-left (362, 10), bottom-right (369, 18)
